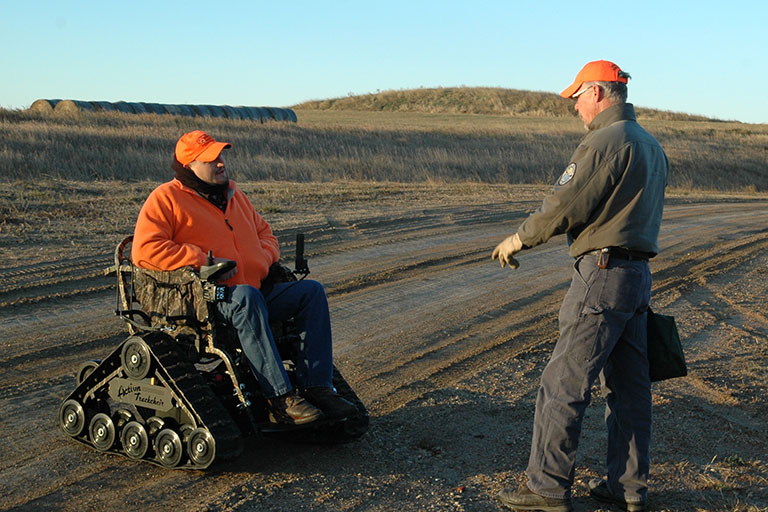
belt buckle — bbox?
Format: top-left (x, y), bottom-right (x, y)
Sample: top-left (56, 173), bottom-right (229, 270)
top-left (597, 248), bottom-right (610, 269)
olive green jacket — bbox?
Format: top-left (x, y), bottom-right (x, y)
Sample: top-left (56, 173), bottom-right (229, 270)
top-left (517, 103), bottom-right (668, 257)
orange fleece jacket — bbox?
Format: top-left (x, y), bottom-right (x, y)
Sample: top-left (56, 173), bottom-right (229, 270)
top-left (132, 179), bottom-right (280, 289)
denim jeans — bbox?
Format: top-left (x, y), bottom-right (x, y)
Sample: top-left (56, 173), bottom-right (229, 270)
top-left (526, 254), bottom-right (652, 504)
top-left (215, 280), bottom-right (334, 398)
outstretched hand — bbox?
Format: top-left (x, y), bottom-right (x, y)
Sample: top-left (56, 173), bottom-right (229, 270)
top-left (491, 233), bottom-right (523, 269)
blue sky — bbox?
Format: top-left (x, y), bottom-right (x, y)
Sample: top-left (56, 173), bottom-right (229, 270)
top-left (2, 1), bottom-right (766, 123)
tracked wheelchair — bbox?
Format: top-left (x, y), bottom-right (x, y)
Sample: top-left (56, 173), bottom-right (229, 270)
top-left (58, 234), bottom-right (368, 469)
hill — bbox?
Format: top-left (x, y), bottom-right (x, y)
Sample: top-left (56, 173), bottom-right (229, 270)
top-left (294, 86), bottom-right (715, 121)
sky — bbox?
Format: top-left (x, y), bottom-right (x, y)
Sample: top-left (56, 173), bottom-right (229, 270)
top-left (2, 1), bottom-right (766, 124)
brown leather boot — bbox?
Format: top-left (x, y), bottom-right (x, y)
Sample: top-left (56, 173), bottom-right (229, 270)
top-left (498, 485), bottom-right (572, 512)
top-left (267, 392), bottom-right (324, 425)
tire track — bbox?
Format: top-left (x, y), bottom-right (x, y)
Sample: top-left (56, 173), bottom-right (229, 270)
top-left (331, 201), bottom-right (768, 416)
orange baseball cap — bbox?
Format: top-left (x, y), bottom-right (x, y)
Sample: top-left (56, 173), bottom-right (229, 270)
top-left (560, 60), bottom-right (629, 98)
top-left (175, 130), bottom-right (231, 165)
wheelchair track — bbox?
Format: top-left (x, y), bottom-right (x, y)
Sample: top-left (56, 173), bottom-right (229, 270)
top-left (2, 197), bottom-right (768, 511)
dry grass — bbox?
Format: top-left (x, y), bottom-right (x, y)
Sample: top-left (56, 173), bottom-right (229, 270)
top-left (1, 105), bottom-right (767, 191)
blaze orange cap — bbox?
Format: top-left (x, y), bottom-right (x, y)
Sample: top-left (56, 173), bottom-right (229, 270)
top-left (560, 60), bottom-right (628, 98)
top-left (175, 130), bottom-right (231, 165)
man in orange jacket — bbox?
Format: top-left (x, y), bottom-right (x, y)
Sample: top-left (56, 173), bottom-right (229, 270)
top-left (133, 130), bottom-right (356, 425)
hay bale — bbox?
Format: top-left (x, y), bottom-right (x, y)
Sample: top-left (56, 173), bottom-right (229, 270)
top-left (28, 99), bottom-right (61, 113)
top-left (54, 100), bottom-right (95, 114)
top-left (28, 99), bottom-right (295, 121)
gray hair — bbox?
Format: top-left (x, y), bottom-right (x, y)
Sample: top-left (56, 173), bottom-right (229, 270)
top-left (590, 70), bottom-right (630, 104)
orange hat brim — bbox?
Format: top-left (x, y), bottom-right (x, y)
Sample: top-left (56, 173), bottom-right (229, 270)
top-left (560, 81), bottom-right (583, 99)
top-left (195, 142), bottom-right (231, 163)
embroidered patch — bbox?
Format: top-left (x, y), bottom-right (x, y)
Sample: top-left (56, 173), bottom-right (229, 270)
top-left (558, 163), bottom-right (576, 186)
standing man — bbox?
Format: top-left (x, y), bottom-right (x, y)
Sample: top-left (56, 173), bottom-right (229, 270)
top-left (132, 130), bottom-right (357, 426)
top-left (492, 60), bottom-right (668, 512)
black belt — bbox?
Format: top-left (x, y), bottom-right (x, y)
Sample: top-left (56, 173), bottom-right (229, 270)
top-left (583, 247), bottom-right (653, 261)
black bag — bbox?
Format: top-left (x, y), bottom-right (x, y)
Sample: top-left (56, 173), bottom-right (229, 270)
top-left (647, 307), bottom-right (687, 382)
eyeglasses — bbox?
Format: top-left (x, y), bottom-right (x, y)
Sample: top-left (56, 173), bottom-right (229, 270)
top-left (572, 85), bottom-right (594, 98)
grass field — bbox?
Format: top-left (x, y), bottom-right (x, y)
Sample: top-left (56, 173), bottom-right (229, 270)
top-left (1, 105), bottom-right (767, 191)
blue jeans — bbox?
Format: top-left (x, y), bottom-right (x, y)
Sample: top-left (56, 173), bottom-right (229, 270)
top-left (526, 254), bottom-right (652, 505)
top-left (215, 280), bottom-right (334, 398)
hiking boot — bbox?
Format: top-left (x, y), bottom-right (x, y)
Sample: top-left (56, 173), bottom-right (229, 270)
top-left (498, 484), bottom-right (573, 512)
top-left (588, 479), bottom-right (646, 512)
top-left (303, 387), bottom-right (358, 419)
top-left (267, 392), bottom-right (324, 425)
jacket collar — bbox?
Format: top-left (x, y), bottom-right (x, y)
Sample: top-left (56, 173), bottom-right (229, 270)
top-left (173, 178), bottom-right (236, 202)
top-left (588, 103), bottom-right (636, 131)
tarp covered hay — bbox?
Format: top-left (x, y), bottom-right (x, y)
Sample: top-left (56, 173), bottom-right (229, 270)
top-left (29, 99), bottom-right (296, 122)
top-left (253, 107), bottom-right (274, 122)
top-left (142, 103), bottom-right (167, 115)
top-left (90, 101), bottom-right (115, 112)
top-left (205, 105), bottom-right (226, 118)
top-left (128, 102), bottom-right (148, 114)
top-left (239, 107), bottom-right (263, 121)
top-left (193, 105), bottom-right (210, 117)
top-left (283, 109), bottom-right (298, 123)
top-left (165, 104), bottom-right (194, 116)
top-left (190, 105), bottom-right (212, 117)
top-left (113, 101), bottom-right (135, 114)
top-left (221, 105), bottom-right (243, 120)
top-left (266, 107), bottom-right (284, 121)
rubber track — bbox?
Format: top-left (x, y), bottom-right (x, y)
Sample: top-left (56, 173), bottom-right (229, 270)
top-left (146, 334), bottom-right (244, 465)
top-left (60, 333), bottom-right (244, 469)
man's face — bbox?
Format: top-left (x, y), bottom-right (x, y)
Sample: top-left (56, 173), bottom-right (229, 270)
top-left (573, 84), bottom-right (601, 128)
top-left (188, 154), bottom-right (228, 185)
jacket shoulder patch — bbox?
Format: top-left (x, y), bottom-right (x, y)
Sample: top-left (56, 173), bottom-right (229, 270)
top-left (558, 163), bottom-right (576, 186)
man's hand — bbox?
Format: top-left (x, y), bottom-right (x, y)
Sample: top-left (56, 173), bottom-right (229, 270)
top-left (492, 233), bottom-right (523, 269)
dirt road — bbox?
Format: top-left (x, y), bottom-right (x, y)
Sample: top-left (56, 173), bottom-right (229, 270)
top-left (2, 187), bottom-right (767, 511)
